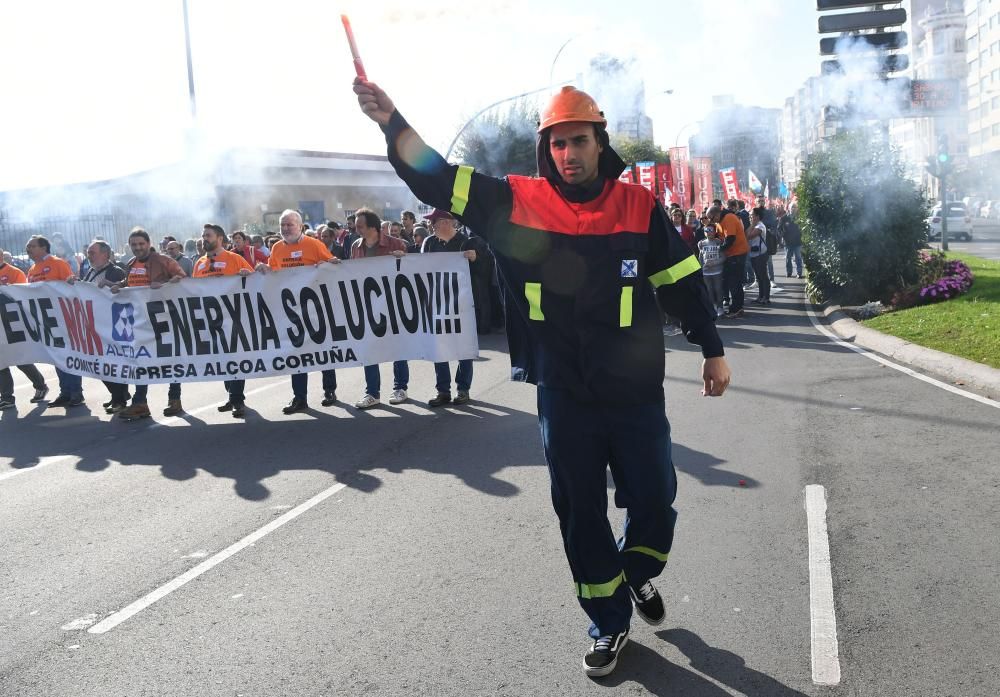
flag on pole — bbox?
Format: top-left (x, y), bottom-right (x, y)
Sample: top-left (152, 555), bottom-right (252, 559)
top-left (764, 180), bottom-right (769, 200)
top-left (748, 170), bottom-right (762, 193)
top-left (779, 181), bottom-right (789, 199)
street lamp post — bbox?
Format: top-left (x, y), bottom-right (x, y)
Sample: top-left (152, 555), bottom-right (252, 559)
top-left (444, 82), bottom-right (570, 162)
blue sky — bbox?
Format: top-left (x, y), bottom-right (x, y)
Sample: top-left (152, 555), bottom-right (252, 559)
top-left (0, 0), bottom-right (821, 189)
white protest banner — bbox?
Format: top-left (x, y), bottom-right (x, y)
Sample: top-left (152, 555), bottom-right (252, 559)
top-left (0, 253), bottom-right (479, 384)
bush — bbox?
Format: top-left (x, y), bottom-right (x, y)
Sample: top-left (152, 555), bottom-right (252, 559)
top-left (890, 250), bottom-right (974, 309)
top-left (797, 130), bottom-right (928, 304)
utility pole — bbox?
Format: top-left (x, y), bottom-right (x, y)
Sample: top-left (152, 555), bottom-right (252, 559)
top-left (926, 133), bottom-right (953, 252)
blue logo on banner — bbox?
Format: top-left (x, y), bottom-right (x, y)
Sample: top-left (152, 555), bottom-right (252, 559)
top-left (111, 303), bottom-right (135, 343)
top-left (621, 259), bottom-right (638, 278)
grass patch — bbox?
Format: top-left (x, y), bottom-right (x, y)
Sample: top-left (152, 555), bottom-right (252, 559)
top-left (863, 253), bottom-right (1000, 369)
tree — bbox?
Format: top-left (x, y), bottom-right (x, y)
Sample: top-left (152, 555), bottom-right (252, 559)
top-left (797, 129), bottom-right (928, 304)
top-left (610, 136), bottom-right (668, 165)
top-left (453, 101), bottom-right (538, 177)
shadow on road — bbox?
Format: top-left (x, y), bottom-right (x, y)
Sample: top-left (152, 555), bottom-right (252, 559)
top-left (597, 628), bottom-right (807, 696)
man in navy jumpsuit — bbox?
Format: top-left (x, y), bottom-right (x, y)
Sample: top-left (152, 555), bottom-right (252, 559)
top-left (354, 79), bottom-right (732, 678)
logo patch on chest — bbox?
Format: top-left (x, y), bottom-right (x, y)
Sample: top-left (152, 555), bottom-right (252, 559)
top-left (621, 259), bottom-right (638, 278)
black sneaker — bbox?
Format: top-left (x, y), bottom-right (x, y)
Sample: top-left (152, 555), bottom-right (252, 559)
top-left (0, 397), bottom-right (15, 410)
top-left (232, 402), bottom-right (246, 418)
top-left (583, 629), bottom-right (629, 678)
top-left (428, 392), bottom-right (451, 407)
top-left (68, 394), bottom-right (85, 407)
top-left (320, 391), bottom-right (337, 407)
top-left (217, 401), bottom-right (234, 412)
top-left (282, 397), bottom-right (308, 415)
top-left (30, 386), bottom-right (49, 403)
top-left (629, 580), bottom-right (665, 626)
top-left (47, 394), bottom-right (72, 408)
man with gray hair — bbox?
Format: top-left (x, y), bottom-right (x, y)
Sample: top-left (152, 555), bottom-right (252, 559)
top-left (72, 240), bottom-right (131, 412)
top-left (257, 209), bottom-right (342, 413)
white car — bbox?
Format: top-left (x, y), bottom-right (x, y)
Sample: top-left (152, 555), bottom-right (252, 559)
top-left (926, 203), bottom-right (973, 241)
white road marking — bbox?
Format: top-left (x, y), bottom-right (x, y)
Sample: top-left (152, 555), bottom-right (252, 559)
top-left (88, 480), bottom-right (348, 634)
top-left (0, 455), bottom-right (76, 483)
top-left (805, 485), bottom-right (841, 686)
top-left (61, 614), bottom-right (99, 631)
top-left (805, 305), bottom-right (1000, 409)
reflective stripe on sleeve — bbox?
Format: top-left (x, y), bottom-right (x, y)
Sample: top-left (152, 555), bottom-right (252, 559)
top-left (623, 546), bottom-right (669, 562)
top-left (648, 255), bottom-right (701, 288)
top-left (525, 282), bottom-right (544, 321)
top-left (619, 286), bottom-right (633, 328)
top-left (576, 571), bottom-right (625, 600)
top-left (450, 165), bottom-right (474, 216)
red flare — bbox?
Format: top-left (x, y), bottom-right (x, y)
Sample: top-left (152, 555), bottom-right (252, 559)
top-left (341, 15), bottom-right (367, 80)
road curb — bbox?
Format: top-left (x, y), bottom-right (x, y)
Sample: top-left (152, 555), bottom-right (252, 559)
top-left (816, 303), bottom-right (1000, 399)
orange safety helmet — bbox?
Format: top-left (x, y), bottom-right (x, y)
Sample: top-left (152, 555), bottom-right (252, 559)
top-left (537, 86), bottom-right (607, 133)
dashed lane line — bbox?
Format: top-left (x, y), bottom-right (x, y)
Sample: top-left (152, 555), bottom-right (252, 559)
top-left (88, 480), bottom-right (348, 634)
top-left (805, 484), bottom-right (841, 686)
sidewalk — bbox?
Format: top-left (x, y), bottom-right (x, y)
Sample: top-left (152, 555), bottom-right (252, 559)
top-left (816, 303), bottom-right (1000, 400)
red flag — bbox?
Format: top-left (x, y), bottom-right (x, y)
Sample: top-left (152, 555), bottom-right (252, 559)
top-left (668, 147), bottom-right (691, 208)
top-left (655, 164), bottom-right (673, 205)
top-left (719, 167), bottom-right (740, 201)
top-left (691, 157), bottom-right (713, 212)
top-left (635, 162), bottom-right (656, 194)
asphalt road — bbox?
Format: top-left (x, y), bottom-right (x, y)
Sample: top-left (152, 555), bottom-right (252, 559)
top-left (2, 275), bottom-right (998, 696)
top-left (935, 220), bottom-right (1000, 260)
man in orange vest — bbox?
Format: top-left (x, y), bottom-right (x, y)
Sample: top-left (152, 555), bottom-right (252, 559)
top-left (355, 79), bottom-right (731, 677)
top-left (192, 224), bottom-right (255, 417)
top-left (255, 209), bottom-right (342, 414)
top-left (25, 235), bottom-right (80, 408)
top-left (0, 246), bottom-right (50, 411)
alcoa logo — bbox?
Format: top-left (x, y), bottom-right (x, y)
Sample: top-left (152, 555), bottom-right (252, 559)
top-left (111, 302), bottom-right (135, 343)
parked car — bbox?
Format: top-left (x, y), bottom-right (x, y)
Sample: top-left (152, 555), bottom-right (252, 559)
top-left (926, 203), bottom-right (973, 241)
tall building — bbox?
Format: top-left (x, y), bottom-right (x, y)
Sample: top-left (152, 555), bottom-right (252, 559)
top-left (965, 0), bottom-right (1000, 194)
top-left (585, 55), bottom-right (654, 142)
top-left (690, 95), bottom-right (781, 197)
top-left (780, 77), bottom-right (826, 190)
top-left (891, 2), bottom-right (967, 199)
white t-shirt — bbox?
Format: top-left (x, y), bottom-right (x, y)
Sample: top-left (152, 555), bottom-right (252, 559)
top-left (750, 222), bottom-right (768, 258)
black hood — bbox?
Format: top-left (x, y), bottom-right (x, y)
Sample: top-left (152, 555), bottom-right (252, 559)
top-left (536, 126), bottom-right (628, 191)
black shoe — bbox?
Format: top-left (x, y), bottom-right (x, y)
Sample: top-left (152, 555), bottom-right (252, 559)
top-left (282, 398), bottom-right (308, 415)
top-left (583, 629), bottom-right (629, 677)
top-left (68, 394), bottom-right (85, 407)
top-left (47, 394), bottom-right (72, 408)
top-left (232, 403), bottom-right (246, 418)
top-left (630, 580), bottom-right (665, 626)
top-left (320, 391), bottom-right (337, 407)
top-left (217, 401), bottom-right (234, 412)
top-left (0, 397), bottom-right (15, 410)
top-left (452, 390), bottom-right (470, 405)
top-left (104, 401), bottom-right (127, 414)
top-left (102, 399), bottom-right (114, 409)
top-left (723, 309), bottom-right (745, 319)
top-left (30, 386), bottom-right (49, 403)
top-left (428, 392), bottom-right (452, 407)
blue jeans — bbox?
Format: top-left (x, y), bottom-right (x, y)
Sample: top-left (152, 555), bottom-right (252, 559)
top-left (785, 245), bottom-right (803, 275)
top-left (363, 361), bottom-right (409, 398)
top-left (291, 369), bottom-right (337, 399)
top-left (225, 380), bottom-right (245, 404)
top-left (56, 369), bottom-right (83, 399)
top-left (538, 387), bottom-right (677, 639)
top-left (434, 360), bottom-right (472, 394)
top-left (133, 382), bottom-right (180, 404)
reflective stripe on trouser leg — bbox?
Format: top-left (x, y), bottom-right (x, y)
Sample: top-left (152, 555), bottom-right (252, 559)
top-left (608, 400), bottom-right (678, 588)
top-left (538, 386), bottom-right (632, 639)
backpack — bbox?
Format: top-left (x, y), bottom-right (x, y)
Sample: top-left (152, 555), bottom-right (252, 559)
top-left (765, 227), bottom-right (778, 255)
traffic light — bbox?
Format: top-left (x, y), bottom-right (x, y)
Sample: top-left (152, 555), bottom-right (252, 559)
top-left (936, 133), bottom-right (952, 175)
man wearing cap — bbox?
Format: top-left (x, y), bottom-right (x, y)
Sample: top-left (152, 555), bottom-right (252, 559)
top-left (421, 208), bottom-right (492, 405)
top-left (355, 79), bottom-right (730, 678)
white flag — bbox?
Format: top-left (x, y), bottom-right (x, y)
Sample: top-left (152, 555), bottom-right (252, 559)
top-left (748, 170), bottom-right (762, 193)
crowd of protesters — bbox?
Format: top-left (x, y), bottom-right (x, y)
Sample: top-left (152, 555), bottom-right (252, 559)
top-left (0, 207), bottom-right (501, 418)
top-left (2, 195), bottom-right (802, 416)
top-left (662, 194), bottom-right (802, 324)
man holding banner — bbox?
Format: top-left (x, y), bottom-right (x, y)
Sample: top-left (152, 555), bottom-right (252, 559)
top-left (192, 224), bottom-right (255, 418)
top-left (355, 78), bottom-right (730, 677)
top-left (25, 235), bottom-right (81, 408)
top-left (115, 228), bottom-right (187, 421)
top-left (257, 209), bottom-right (341, 414)
top-left (0, 248), bottom-right (50, 411)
